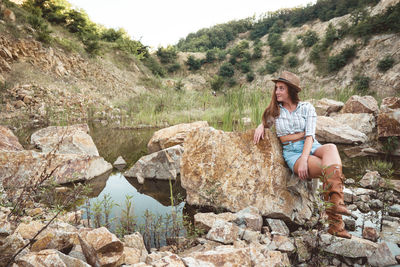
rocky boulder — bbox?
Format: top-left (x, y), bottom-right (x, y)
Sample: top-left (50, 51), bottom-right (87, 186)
top-left (314, 98), bottom-right (344, 116)
top-left (31, 124), bottom-right (99, 156)
top-left (181, 127), bottom-right (315, 225)
top-left (377, 97), bottom-right (400, 138)
top-left (147, 121), bottom-right (208, 153)
top-left (113, 156), bottom-right (127, 170)
top-left (78, 227), bottom-right (124, 267)
top-left (16, 249), bottom-right (90, 267)
top-left (0, 126), bottom-right (24, 151)
top-left (330, 113), bottom-right (375, 135)
top-left (124, 145), bottom-right (183, 184)
top-left (341, 95), bottom-right (379, 114)
top-left (123, 232), bottom-right (148, 262)
top-left (0, 150), bottom-right (112, 188)
top-left (182, 246), bottom-right (252, 266)
top-left (316, 116), bottom-right (368, 144)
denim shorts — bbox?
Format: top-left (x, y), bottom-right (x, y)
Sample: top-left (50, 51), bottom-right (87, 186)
top-left (282, 139), bottom-right (322, 172)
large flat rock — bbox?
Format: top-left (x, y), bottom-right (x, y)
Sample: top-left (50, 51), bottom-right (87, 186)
top-left (181, 127), bottom-right (315, 225)
top-left (0, 150), bottom-right (112, 188)
top-left (316, 116), bottom-right (368, 144)
top-left (30, 124), bottom-right (99, 156)
top-left (147, 121), bottom-right (208, 153)
top-left (377, 97), bottom-right (400, 138)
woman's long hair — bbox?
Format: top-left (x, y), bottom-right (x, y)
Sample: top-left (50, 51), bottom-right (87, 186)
top-left (262, 83), bottom-right (300, 127)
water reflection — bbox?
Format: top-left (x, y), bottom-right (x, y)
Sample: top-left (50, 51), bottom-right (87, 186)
top-left (85, 173), bottom-right (185, 228)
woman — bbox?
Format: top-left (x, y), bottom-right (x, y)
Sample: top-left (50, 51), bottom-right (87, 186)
top-left (253, 71), bottom-right (351, 239)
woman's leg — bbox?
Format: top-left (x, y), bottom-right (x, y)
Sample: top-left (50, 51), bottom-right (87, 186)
top-left (312, 143), bottom-right (342, 167)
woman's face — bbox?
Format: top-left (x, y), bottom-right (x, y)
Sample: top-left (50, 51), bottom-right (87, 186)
top-left (275, 82), bottom-right (290, 103)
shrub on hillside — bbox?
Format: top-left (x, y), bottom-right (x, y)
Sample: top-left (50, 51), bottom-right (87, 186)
top-left (300, 30), bottom-right (319, 48)
top-left (186, 55), bottom-right (202, 71)
top-left (327, 45), bottom-right (357, 72)
top-left (101, 28), bottom-right (125, 42)
top-left (309, 44), bottom-right (322, 63)
top-left (265, 57), bottom-right (283, 74)
top-left (167, 63), bottom-right (181, 73)
top-left (246, 72), bottom-right (255, 82)
top-left (322, 23), bottom-right (338, 48)
top-left (211, 75), bottom-right (225, 91)
top-left (287, 55), bottom-right (299, 68)
top-left (239, 61), bottom-right (251, 73)
top-left (219, 62), bottom-right (235, 77)
top-left (252, 43), bottom-right (263, 59)
top-left (268, 33), bottom-right (289, 57)
top-left (143, 56), bottom-right (166, 77)
top-left (353, 75), bottom-right (370, 93)
top-left (205, 50), bottom-right (217, 63)
top-left (157, 46), bottom-right (178, 64)
top-left (377, 56), bottom-right (395, 72)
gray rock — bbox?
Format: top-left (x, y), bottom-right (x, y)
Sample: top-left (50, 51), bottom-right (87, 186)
top-left (344, 188), bottom-right (355, 203)
top-left (341, 95), bottom-right (379, 114)
top-left (347, 204), bottom-right (358, 211)
top-left (193, 212), bottom-right (237, 233)
top-left (124, 145), bottom-right (183, 184)
top-left (266, 218), bottom-right (290, 236)
top-left (242, 229), bottom-right (262, 243)
top-left (330, 113), bottom-right (375, 135)
top-left (352, 188), bottom-right (377, 197)
top-left (362, 227), bottom-right (379, 242)
top-left (234, 206), bottom-right (263, 232)
top-left (367, 242), bottom-right (397, 266)
top-left (343, 217), bottom-right (356, 231)
top-left (31, 124), bottom-right (99, 156)
top-left (344, 178), bottom-right (355, 185)
top-left (272, 235), bottom-right (295, 253)
top-left (359, 171), bottom-right (382, 189)
top-left (113, 156), bottom-right (127, 169)
top-left (320, 234), bottom-right (379, 258)
top-left (206, 219), bottom-right (240, 244)
top-left (314, 98), bottom-right (344, 116)
top-left (0, 150), bottom-right (112, 187)
top-left (356, 201), bottom-right (371, 213)
top-left (16, 249), bottom-right (90, 267)
top-left (369, 199), bottom-right (384, 210)
top-left (388, 204), bottom-right (400, 217)
top-left (316, 116), bottom-right (368, 144)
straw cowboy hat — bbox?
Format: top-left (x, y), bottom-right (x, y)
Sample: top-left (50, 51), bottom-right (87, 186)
top-left (272, 71), bottom-right (302, 92)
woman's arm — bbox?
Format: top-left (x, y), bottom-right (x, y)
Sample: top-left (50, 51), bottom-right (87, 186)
top-left (297, 135), bottom-right (313, 180)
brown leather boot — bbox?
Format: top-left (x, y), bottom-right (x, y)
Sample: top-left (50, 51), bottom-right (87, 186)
top-left (327, 211), bottom-right (351, 239)
top-left (322, 164), bottom-right (351, 216)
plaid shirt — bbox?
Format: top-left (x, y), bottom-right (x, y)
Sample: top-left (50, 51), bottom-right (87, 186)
top-left (275, 102), bottom-right (317, 139)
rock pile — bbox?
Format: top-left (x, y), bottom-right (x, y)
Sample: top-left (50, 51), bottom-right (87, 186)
top-left (124, 121), bottom-right (208, 184)
top-left (0, 124), bottom-right (112, 189)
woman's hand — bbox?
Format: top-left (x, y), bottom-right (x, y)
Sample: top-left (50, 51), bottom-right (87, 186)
top-left (297, 156), bottom-right (309, 180)
top-left (253, 123), bottom-right (265, 144)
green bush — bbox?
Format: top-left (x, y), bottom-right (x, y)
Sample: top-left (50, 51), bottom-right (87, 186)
top-left (227, 77), bottom-right (237, 87)
top-left (156, 46), bottom-right (178, 64)
top-left (265, 57), bottom-right (283, 74)
top-left (83, 38), bottom-right (101, 56)
top-left (101, 28), bottom-right (125, 42)
top-left (309, 44), bottom-right (322, 63)
top-left (167, 63), bottom-right (181, 73)
top-left (287, 55), bottom-right (299, 67)
top-left (246, 72), bottom-right (255, 82)
top-left (252, 44), bottom-right (262, 59)
top-left (205, 50), bottom-right (216, 63)
top-left (268, 33), bottom-right (289, 57)
top-left (300, 30), bottom-right (319, 47)
top-left (377, 56), bottom-right (395, 72)
top-left (210, 75), bottom-right (225, 91)
top-left (322, 23), bottom-right (338, 48)
top-left (219, 62), bottom-right (235, 77)
top-left (143, 56), bottom-right (166, 77)
top-left (353, 75), bottom-right (370, 92)
top-left (186, 55), bottom-right (202, 71)
top-left (239, 61), bottom-right (251, 73)
top-left (327, 45), bottom-right (357, 72)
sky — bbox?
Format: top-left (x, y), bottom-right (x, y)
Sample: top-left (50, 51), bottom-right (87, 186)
top-left (67, 0), bottom-right (316, 49)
